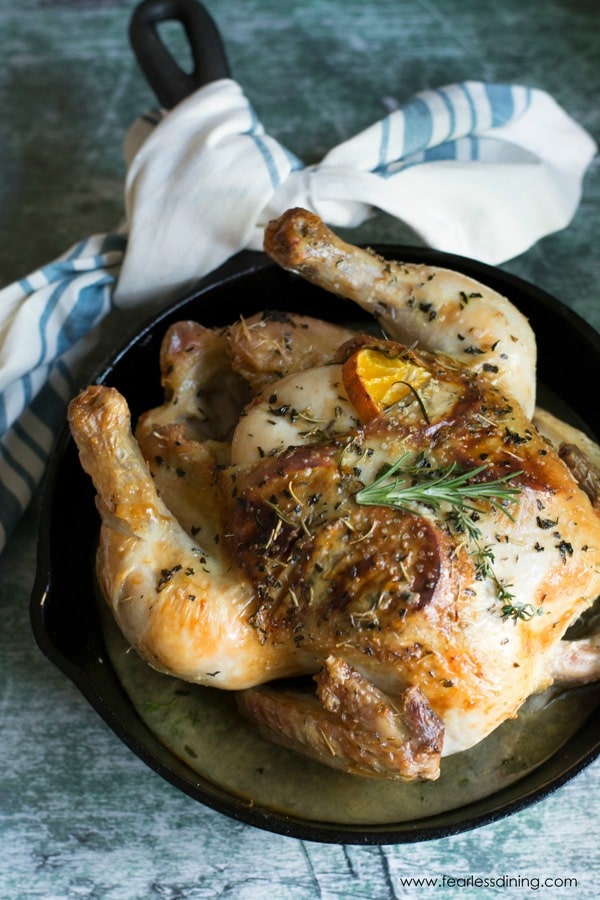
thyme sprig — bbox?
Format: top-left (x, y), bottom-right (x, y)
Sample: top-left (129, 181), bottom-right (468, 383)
top-left (500, 601), bottom-right (544, 622)
top-left (356, 452), bottom-right (531, 618)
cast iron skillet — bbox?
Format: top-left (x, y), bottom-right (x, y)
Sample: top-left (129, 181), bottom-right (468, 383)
top-left (30, 0), bottom-right (600, 843)
top-left (128, 0), bottom-right (230, 108)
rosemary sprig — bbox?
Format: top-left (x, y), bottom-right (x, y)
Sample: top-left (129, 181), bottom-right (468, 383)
top-left (356, 452), bottom-right (529, 617)
top-left (355, 452), bottom-right (522, 517)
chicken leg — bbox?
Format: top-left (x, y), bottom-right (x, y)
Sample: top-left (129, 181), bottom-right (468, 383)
top-left (264, 207), bottom-right (537, 418)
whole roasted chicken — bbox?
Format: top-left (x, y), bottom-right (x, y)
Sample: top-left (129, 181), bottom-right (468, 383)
top-left (68, 208), bottom-right (600, 781)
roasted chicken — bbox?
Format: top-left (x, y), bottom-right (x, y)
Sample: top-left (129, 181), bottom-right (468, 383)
top-left (67, 208), bottom-right (600, 781)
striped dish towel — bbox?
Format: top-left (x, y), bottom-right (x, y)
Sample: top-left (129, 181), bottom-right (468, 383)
top-left (0, 79), bottom-right (596, 552)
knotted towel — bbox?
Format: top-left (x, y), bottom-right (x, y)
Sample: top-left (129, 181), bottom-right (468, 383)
top-left (0, 79), bottom-right (596, 551)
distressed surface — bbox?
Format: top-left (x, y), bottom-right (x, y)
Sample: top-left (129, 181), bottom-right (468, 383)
top-left (1, 0), bottom-right (599, 897)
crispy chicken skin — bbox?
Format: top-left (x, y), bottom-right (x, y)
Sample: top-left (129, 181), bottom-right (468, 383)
top-left (68, 210), bottom-right (600, 782)
top-left (228, 310), bottom-right (356, 393)
top-left (238, 658), bottom-right (444, 780)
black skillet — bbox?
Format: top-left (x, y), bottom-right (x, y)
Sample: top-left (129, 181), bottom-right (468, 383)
top-left (30, 0), bottom-right (600, 843)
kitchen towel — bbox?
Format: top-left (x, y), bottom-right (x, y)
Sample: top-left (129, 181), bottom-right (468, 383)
top-left (0, 78), bottom-right (596, 552)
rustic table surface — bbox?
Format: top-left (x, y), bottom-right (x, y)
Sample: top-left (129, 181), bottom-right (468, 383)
top-left (1, 1), bottom-right (599, 897)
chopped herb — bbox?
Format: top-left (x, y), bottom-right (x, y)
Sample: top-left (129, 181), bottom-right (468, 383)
top-left (464, 345), bottom-right (486, 355)
top-left (501, 601), bottom-right (544, 622)
top-left (268, 403), bottom-right (291, 418)
top-left (556, 540), bottom-right (574, 562)
top-left (503, 427), bottom-right (529, 446)
top-left (156, 565), bottom-right (182, 592)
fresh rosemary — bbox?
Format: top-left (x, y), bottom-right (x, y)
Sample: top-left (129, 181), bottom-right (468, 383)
top-left (355, 452), bottom-right (533, 618)
top-left (355, 453), bottom-right (522, 517)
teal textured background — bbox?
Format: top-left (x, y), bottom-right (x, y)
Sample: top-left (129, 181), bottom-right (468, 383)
top-left (1, 1), bottom-right (598, 897)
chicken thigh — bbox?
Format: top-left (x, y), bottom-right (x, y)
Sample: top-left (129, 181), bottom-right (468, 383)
top-left (67, 209), bottom-right (600, 781)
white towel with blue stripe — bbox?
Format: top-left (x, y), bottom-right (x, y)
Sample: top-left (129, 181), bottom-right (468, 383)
top-left (0, 79), bottom-right (596, 552)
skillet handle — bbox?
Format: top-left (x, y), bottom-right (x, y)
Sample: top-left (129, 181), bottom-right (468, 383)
top-left (129, 0), bottom-right (231, 109)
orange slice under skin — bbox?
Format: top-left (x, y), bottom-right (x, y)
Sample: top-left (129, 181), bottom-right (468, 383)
top-left (342, 348), bottom-right (432, 421)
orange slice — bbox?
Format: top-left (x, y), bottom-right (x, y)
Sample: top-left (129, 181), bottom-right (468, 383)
top-left (342, 348), bottom-right (431, 421)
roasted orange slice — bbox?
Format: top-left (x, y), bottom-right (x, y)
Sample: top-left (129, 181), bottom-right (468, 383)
top-left (342, 348), bottom-right (431, 420)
